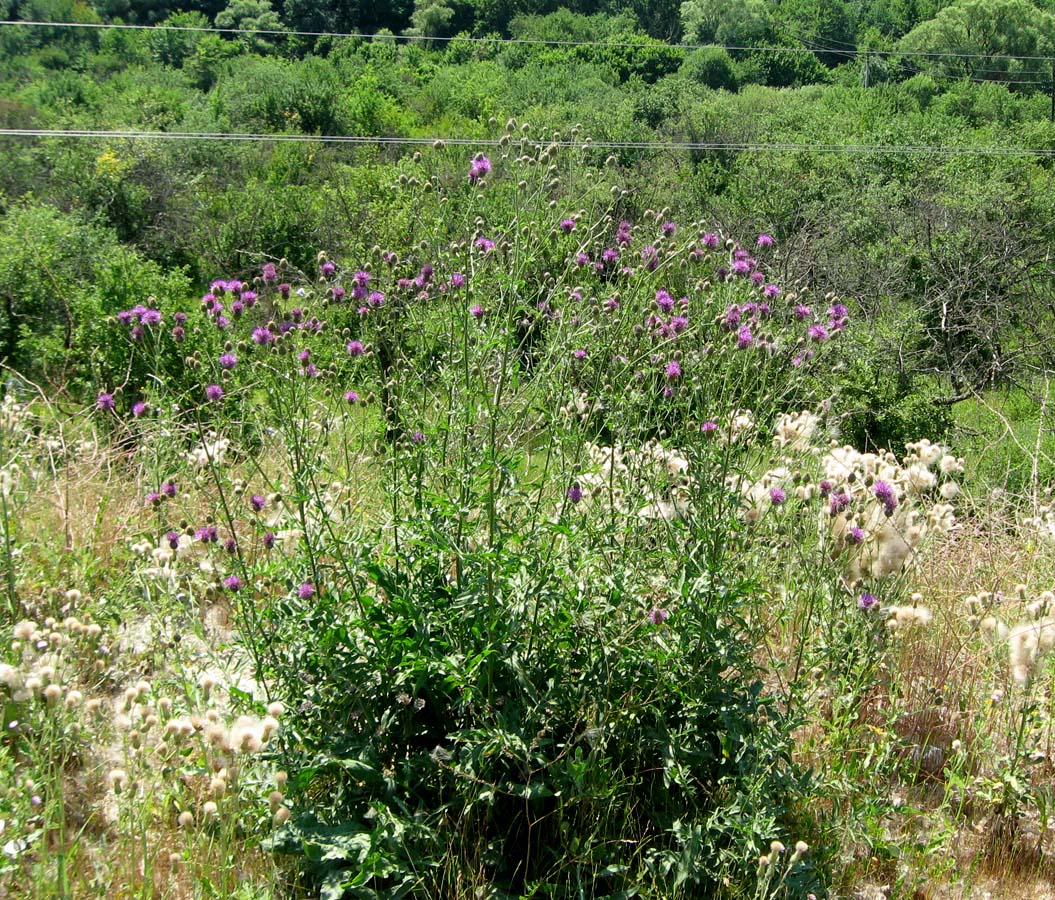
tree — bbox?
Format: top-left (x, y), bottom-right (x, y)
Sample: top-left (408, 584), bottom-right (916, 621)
top-left (407, 0), bottom-right (456, 44)
top-left (898, 0), bottom-right (1055, 86)
top-left (215, 0), bottom-right (287, 53)
top-left (280, 0), bottom-right (413, 37)
top-left (680, 0), bottom-right (774, 46)
top-left (148, 10), bottom-right (209, 66)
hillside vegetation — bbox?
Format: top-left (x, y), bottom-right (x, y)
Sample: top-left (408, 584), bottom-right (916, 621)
top-left (3, 3), bottom-right (1055, 899)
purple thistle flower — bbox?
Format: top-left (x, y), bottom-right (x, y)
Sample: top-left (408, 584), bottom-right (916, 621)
top-left (165, 531), bottom-right (180, 550)
top-left (559, 218), bottom-right (576, 233)
top-left (818, 480), bottom-right (832, 497)
top-left (858, 592), bottom-right (878, 610)
top-left (736, 326), bottom-right (754, 349)
top-left (655, 290), bottom-right (675, 314)
top-left (470, 304), bottom-right (485, 319)
top-left (161, 480), bottom-right (177, 498)
top-left (847, 526), bottom-right (865, 544)
top-left (701, 421), bottom-right (718, 434)
top-left (808, 324), bottom-right (830, 343)
top-left (223, 575), bottom-right (244, 592)
top-left (344, 390), bottom-right (360, 404)
top-left (262, 531), bottom-right (276, 550)
top-left (96, 392), bottom-right (116, 412)
top-left (661, 221), bottom-right (676, 237)
top-left (331, 286), bottom-right (346, 302)
top-left (763, 284), bottom-right (781, 299)
top-left (410, 430), bottom-right (425, 443)
top-left (347, 340), bottom-right (365, 356)
top-left (665, 360), bottom-right (682, 380)
top-left (567, 483), bottom-right (583, 504)
top-left (262, 262), bottom-right (278, 283)
top-left (474, 237), bottom-right (495, 254)
top-left (140, 308), bottom-right (161, 326)
top-left (249, 494), bottom-right (267, 512)
top-left (219, 353), bottom-right (237, 370)
top-left (873, 481), bottom-right (895, 504)
top-left (279, 283), bottom-right (291, 298)
top-left (573, 349), bottom-right (587, 360)
top-left (205, 384), bottom-right (224, 402)
top-left (297, 582), bottom-right (315, 600)
top-left (601, 247), bottom-right (620, 266)
top-left (575, 251), bottom-right (590, 267)
top-left (171, 326), bottom-right (185, 342)
top-left (731, 259), bottom-right (751, 276)
top-left (769, 487), bottom-right (786, 505)
top-left (252, 327), bottom-right (274, 346)
top-left (146, 491), bottom-right (161, 506)
top-left (320, 260), bottom-right (336, 277)
top-left (224, 538), bottom-right (238, 555)
top-left (195, 525), bottom-right (218, 544)
top-left (794, 305), bottom-right (812, 320)
top-left (829, 491), bottom-right (851, 515)
top-left (449, 272), bottom-right (466, 288)
top-left (468, 153), bottom-right (492, 182)
top-left (131, 401), bottom-right (147, 418)
top-left (756, 233), bottom-right (774, 248)
top-left (701, 233), bottom-right (720, 249)
top-left (647, 607), bottom-right (669, 625)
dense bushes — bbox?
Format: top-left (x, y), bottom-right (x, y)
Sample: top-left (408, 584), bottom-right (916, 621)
top-left (0, 204), bottom-right (191, 394)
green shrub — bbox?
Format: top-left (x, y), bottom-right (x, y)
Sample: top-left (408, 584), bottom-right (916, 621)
top-left (0, 203), bottom-right (191, 397)
top-left (682, 46), bottom-right (740, 91)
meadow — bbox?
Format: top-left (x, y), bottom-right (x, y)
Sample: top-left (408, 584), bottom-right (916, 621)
top-left (4, 4), bottom-right (1055, 899)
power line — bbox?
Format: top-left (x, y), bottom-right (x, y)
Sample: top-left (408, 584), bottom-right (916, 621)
top-left (2, 128), bottom-right (1054, 157)
top-left (5, 18), bottom-right (1055, 64)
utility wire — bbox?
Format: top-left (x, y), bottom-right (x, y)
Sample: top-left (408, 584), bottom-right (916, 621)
top-left (5, 18), bottom-right (1055, 64)
top-left (2, 128), bottom-right (1054, 157)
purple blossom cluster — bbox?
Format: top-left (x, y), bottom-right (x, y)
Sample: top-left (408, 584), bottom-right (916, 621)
top-left (467, 154), bottom-right (492, 183)
top-left (117, 305), bottom-right (162, 342)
